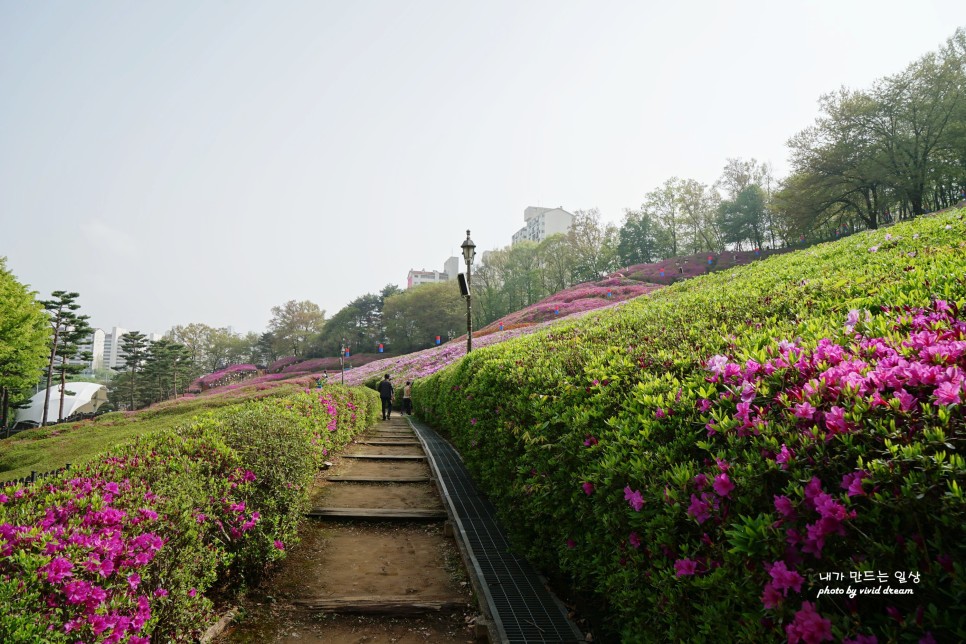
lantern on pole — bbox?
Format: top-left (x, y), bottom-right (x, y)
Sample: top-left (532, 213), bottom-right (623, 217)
top-left (460, 230), bottom-right (476, 353)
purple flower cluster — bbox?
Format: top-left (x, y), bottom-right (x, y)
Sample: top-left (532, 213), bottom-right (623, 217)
top-left (478, 278), bottom-right (660, 334)
top-left (695, 300), bottom-right (965, 635)
top-left (0, 477), bottom-right (162, 643)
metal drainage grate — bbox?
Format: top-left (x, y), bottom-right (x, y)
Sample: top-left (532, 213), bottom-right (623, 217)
top-left (409, 418), bottom-right (584, 644)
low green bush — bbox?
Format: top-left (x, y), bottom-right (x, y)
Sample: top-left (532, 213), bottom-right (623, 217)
top-left (0, 384), bottom-right (379, 642)
top-left (415, 211), bottom-right (966, 642)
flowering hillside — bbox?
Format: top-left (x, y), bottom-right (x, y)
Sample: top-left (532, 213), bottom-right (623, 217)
top-left (617, 247), bottom-right (790, 285)
top-left (477, 276), bottom-right (661, 335)
top-left (415, 209), bottom-right (966, 642)
top-left (194, 249), bottom-right (787, 397)
top-left (0, 386), bottom-right (380, 641)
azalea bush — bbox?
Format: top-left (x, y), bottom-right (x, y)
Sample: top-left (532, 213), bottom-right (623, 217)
top-left (0, 384), bottom-right (379, 642)
top-left (415, 210), bottom-right (966, 642)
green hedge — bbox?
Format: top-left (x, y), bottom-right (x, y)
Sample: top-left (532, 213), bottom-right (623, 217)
top-left (0, 384), bottom-right (379, 642)
top-left (415, 211), bottom-right (966, 643)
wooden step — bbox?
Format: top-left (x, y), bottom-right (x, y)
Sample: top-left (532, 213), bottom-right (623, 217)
top-left (342, 454), bottom-right (426, 460)
top-left (358, 440), bottom-right (421, 446)
top-left (291, 595), bottom-right (468, 615)
top-left (306, 507), bottom-right (446, 520)
top-left (326, 476), bottom-right (432, 483)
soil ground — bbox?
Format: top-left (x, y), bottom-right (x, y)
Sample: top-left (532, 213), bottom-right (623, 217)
top-left (218, 418), bottom-right (481, 643)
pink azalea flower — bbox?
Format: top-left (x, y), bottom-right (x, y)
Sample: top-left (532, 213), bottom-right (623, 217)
top-left (842, 635), bottom-right (878, 644)
top-left (934, 380), bottom-right (962, 405)
top-left (713, 473), bottom-right (734, 497)
top-left (566, 539), bottom-right (576, 549)
top-left (841, 471), bottom-right (868, 497)
top-left (688, 494), bottom-right (712, 524)
top-left (761, 581), bottom-right (783, 609)
top-left (274, 540), bottom-right (285, 550)
top-left (624, 486), bottom-right (644, 511)
top-left (706, 355), bottom-right (730, 376)
top-left (768, 561), bottom-right (804, 594)
top-left (785, 601), bottom-right (833, 644)
top-left (792, 402), bottom-right (816, 420)
top-left (188, 587), bottom-right (197, 598)
top-left (674, 558), bottom-right (698, 577)
top-left (628, 532), bottom-right (641, 549)
top-left (824, 406), bottom-right (848, 434)
top-left (582, 482), bottom-right (595, 496)
top-left (776, 444), bottom-right (794, 469)
top-left (774, 495), bottom-right (796, 519)
top-left (41, 556), bottom-right (74, 583)
top-left (845, 309), bottom-right (860, 331)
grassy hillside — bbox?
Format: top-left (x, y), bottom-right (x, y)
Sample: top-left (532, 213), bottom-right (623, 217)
top-left (415, 209), bottom-right (966, 642)
top-left (0, 380), bottom-right (315, 482)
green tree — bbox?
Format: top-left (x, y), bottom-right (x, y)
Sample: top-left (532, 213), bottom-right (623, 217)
top-left (537, 233), bottom-right (574, 295)
top-left (567, 208), bottom-right (619, 282)
top-left (39, 291), bottom-right (87, 426)
top-left (676, 179), bottom-right (721, 254)
top-left (118, 331), bottom-right (150, 410)
top-left (718, 185), bottom-right (768, 250)
top-left (52, 314), bottom-right (93, 422)
top-left (167, 322), bottom-right (216, 372)
top-left (643, 179), bottom-right (683, 257)
top-left (138, 338), bottom-right (192, 404)
top-left (383, 283), bottom-right (465, 354)
top-left (268, 300), bottom-right (326, 357)
top-left (617, 209), bottom-right (669, 265)
top-left (0, 258), bottom-right (49, 433)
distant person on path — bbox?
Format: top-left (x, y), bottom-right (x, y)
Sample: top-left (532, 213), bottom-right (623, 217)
top-left (377, 373), bottom-right (394, 420)
top-left (402, 381), bottom-right (413, 415)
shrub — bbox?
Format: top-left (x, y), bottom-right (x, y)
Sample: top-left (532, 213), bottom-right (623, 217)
top-left (0, 385), bottom-right (379, 642)
top-left (415, 210), bottom-right (966, 642)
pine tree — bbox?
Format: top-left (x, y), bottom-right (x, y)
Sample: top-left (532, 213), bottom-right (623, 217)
top-left (39, 291), bottom-right (86, 426)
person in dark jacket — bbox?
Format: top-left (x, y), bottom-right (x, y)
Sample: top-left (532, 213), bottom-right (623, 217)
top-left (377, 373), bottom-right (394, 420)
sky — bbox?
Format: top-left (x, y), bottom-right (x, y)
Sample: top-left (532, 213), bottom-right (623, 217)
top-left (1, 1), bottom-right (962, 337)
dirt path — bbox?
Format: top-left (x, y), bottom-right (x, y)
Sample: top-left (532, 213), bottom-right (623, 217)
top-left (219, 417), bottom-right (481, 643)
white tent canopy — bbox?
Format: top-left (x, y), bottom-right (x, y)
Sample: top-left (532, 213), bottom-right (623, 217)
top-left (16, 382), bottom-right (109, 426)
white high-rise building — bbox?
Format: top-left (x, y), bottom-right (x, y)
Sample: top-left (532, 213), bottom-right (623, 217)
top-left (103, 327), bottom-right (128, 369)
top-left (407, 269), bottom-right (449, 289)
top-left (511, 206), bottom-right (574, 245)
top-left (443, 256), bottom-right (460, 280)
top-left (78, 328), bottom-right (106, 371)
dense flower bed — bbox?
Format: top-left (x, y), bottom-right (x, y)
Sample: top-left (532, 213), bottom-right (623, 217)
top-left (329, 302), bottom-right (639, 389)
top-left (477, 278), bottom-right (660, 335)
top-left (188, 363), bottom-right (261, 393)
top-left (0, 385), bottom-right (379, 641)
top-left (414, 210), bottom-right (966, 642)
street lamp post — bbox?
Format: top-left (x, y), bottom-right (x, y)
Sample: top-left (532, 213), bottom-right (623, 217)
top-left (340, 338), bottom-right (346, 385)
top-left (461, 229), bottom-right (476, 353)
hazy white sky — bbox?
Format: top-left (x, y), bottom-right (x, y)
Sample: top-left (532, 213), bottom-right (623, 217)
top-left (2, 1), bottom-right (962, 336)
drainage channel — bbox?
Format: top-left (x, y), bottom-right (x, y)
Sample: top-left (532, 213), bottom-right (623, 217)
top-left (407, 416), bottom-right (585, 644)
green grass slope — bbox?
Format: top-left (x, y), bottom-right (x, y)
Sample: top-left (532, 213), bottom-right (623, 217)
top-left (0, 380), bottom-right (314, 482)
top-left (415, 209), bottom-right (966, 642)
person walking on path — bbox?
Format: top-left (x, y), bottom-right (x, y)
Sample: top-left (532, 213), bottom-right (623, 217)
top-left (402, 380), bottom-right (413, 415)
top-left (377, 373), bottom-right (394, 420)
